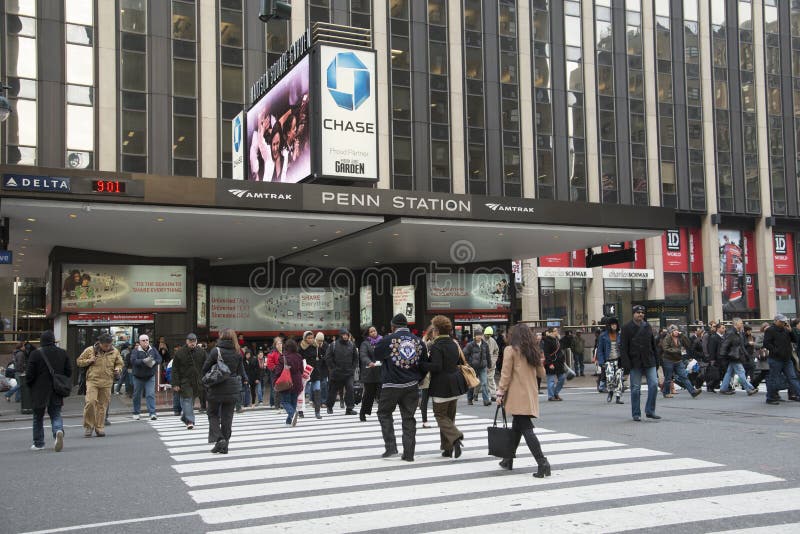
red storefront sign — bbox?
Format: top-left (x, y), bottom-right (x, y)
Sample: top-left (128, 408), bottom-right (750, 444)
top-left (538, 253), bottom-right (571, 267)
top-left (68, 313), bottom-right (155, 325)
top-left (774, 232), bottom-right (795, 276)
top-left (744, 231), bottom-right (758, 274)
top-left (662, 228), bottom-right (703, 273)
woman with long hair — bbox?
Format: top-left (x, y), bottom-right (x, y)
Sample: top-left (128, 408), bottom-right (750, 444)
top-left (202, 328), bottom-right (246, 454)
top-left (273, 338), bottom-right (304, 427)
top-left (427, 316), bottom-right (467, 458)
top-left (495, 324), bottom-right (551, 477)
top-left (359, 326), bottom-right (383, 422)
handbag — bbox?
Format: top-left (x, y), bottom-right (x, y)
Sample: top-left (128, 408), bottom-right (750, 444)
top-left (40, 351), bottom-right (72, 398)
top-left (487, 405), bottom-right (517, 458)
top-left (274, 354), bottom-right (293, 392)
top-left (458, 347), bottom-right (480, 389)
top-left (202, 349), bottom-right (231, 387)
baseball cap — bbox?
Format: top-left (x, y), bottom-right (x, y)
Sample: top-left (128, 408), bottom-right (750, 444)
top-left (187, 333), bottom-right (198, 340)
top-left (775, 314), bottom-right (789, 323)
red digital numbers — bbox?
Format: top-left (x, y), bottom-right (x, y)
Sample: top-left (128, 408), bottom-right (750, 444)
top-left (92, 180), bottom-right (126, 194)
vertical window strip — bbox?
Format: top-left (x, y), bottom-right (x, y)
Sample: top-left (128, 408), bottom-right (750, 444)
top-left (390, 0), bottom-right (413, 190)
top-left (64, 0), bottom-right (95, 169)
top-left (428, 0), bottom-right (451, 192)
top-left (172, 0), bottom-right (198, 176)
top-left (564, 0), bottom-right (586, 202)
top-left (711, 0), bottom-right (733, 211)
top-left (499, 0), bottom-right (521, 197)
top-left (655, 0), bottom-right (675, 207)
top-left (764, 0), bottom-right (785, 215)
top-left (119, 0), bottom-right (148, 172)
top-left (792, 2), bottom-right (800, 207)
top-left (219, 1), bottom-right (244, 178)
top-left (595, 0), bottom-right (618, 204)
top-left (463, 0), bottom-right (485, 194)
top-left (739, 0), bottom-right (760, 214)
top-left (533, 0), bottom-right (554, 199)
top-left (626, 0), bottom-right (647, 205)
top-left (684, 0), bottom-right (705, 211)
top-left (5, 2), bottom-right (38, 165)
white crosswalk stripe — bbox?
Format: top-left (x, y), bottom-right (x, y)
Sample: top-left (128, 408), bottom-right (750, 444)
top-left (147, 409), bottom-right (800, 533)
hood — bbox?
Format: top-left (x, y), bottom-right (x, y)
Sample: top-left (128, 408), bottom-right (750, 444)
top-left (40, 330), bottom-right (56, 346)
top-left (217, 339), bottom-right (235, 350)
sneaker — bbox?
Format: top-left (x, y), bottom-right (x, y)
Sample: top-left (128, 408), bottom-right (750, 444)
top-left (766, 399), bottom-right (780, 405)
top-left (132, 414), bottom-right (140, 420)
top-left (747, 388), bottom-right (759, 396)
top-left (291, 411), bottom-right (299, 427)
top-left (54, 430), bottom-right (64, 452)
top-left (30, 444), bottom-right (45, 451)
top-left (663, 393), bottom-right (674, 399)
top-left (120, 385), bottom-right (126, 395)
top-left (720, 389), bottom-right (735, 395)
top-left (186, 423), bottom-right (194, 430)
top-left (150, 414), bottom-right (158, 421)
top-left (95, 430), bottom-right (106, 437)
top-left (381, 448), bottom-right (398, 458)
top-left (691, 390), bottom-right (702, 398)
top-left (84, 427), bottom-right (93, 438)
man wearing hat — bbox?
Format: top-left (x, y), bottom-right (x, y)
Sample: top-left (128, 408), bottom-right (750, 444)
top-left (619, 305), bottom-right (660, 421)
top-left (763, 314), bottom-right (800, 405)
top-left (171, 333), bottom-right (207, 429)
top-left (324, 328), bottom-right (359, 415)
top-left (76, 333), bottom-right (123, 437)
top-left (374, 313), bottom-right (428, 461)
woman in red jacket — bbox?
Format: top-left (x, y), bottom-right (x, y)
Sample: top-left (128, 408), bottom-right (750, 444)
top-left (273, 338), bottom-right (305, 427)
top-left (266, 337), bottom-right (283, 409)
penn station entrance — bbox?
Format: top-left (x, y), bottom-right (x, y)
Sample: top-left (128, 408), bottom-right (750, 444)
top-left (0, 165), bottom-right (674, 355)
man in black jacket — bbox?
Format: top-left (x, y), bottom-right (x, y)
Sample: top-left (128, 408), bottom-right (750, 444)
top-left (374, 314), bottom-right (428, 461)
top-left (705, 322), bottom-right (727, 393)
top-left (763, 314), bottom-right (800, 405)
top-left (171, 333), bottom-right (207, 429)
top-left (26, 331), bottom-right (71, 451)
top-left (719, 318), bottom-right (757, 395)
top-left (619, 305), bottom-right (660, 421)
top-left (325, 329), bottom-right (359, 415)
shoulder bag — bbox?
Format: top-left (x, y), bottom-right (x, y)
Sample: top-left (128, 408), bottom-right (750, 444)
top-left (274, 354), bottom-right (293, 392)
top-left (458, 346), bottom-right (480, 389)
top-left (202, 348), bottom-right (231, 387)
top-left (40, 351), bottom-right (72, 398)
top-left (487, 405), bottom-right (517, 458)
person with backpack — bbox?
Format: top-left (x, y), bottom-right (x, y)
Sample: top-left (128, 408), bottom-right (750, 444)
top-left (76, 333), bottom-right (123, 437)
top-left (543, 327), bottom-right (566, 401)
top-left (464, 326), bottom-right (491, 406)
top-left (26, 331), bottom-right (71, 451)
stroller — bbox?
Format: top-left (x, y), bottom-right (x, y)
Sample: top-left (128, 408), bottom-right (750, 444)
top-left (605, 360), bottom-right (626, 404)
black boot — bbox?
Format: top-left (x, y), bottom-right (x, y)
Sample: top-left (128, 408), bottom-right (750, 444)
top-left (313, 391), bottom-right (322, 419)
top-left (533, 457), bottom-right (551, 478)
top-left (499, 458), bottom-right (513, 470)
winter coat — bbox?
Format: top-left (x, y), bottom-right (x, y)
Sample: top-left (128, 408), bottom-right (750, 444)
top-left (707, 333), bottom-right (724, 363)
top-left (130, 346), bottom-right (162, 379)
top-left (463, 340), bottom-right (490, 370)
top-left (325, 338), bottom-right (359, 380)
top-left (763, 325), bottom-right (798, 361)
top-left (374, 328), bottom-right (428, 386)
top-left (427, 336), bottom-right (465, 398)
top-left (359, 338), bottom-right (382, 384)
top-left (542, 336), bottom-right (565, 375)
top-left (273, 351), bottom-right (305, 395)
top-left (485, 336), bottom-right (500, 368)
top-left (595, 331), bottom-right (619, 365)
top-left (266, 349), bottom-right (281, 371)
top-left (26, 339), bottom-right (72, 409)
top-left (619, 320), bottom-right (658, 370)
top-left (13, 348), bottom-right (26, 376)
top-left (660, 334), bottom-right (691, 363)
top-left (201, 340), bottom-right (246, 402)
top-left (498, 345), bottom-right (546, 417)
top-left (299, 340), bottom-right (326, 382)
top-left (244, 356), bottom-right (263, 385)
top-left (171, 344), bottom-right (207, 398)
top-left (720, 328), bottom-right (748, 364)
top-left (76, 344), bottom-right (123, 388)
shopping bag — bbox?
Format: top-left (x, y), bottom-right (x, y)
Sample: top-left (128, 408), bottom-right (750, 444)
top-left (274, 355), bottom-right (293, 392)
top-left (487, 405), bottom-right (517, 458)
top-left (458, 348), bottom-right (480, 389)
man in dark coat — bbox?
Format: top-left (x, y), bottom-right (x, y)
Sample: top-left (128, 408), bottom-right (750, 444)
top-left (171, 333), bottom-right (207, 429)
top-left (26, 331), bottom-right (71, 451)
top-left (324, 329), bottom-right (359, 415)
top-left (619, 305), bottom-right (660, 421)
top-left (763, 314), bottom-right (800, 405)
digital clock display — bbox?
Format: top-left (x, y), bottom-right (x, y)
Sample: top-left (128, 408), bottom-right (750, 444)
top-left (91, 180), bottom-right (127, 194)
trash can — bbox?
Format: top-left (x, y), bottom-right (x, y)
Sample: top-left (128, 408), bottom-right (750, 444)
top-left (18, 372), bottom-right (33, 414)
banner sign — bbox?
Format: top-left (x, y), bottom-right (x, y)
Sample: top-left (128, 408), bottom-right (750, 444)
top-left (719, 229), bottom-right (757, 312)
top-left (662, 228), bottom-right (703, 273)
top-left (319, 46), bottom-right (378, 181)
top-left (61, 264), bottom-right (186, 312)
top-left (231, 111), bottom-right (245, 181)
top-left (454, 313), bottom-right (509, 323)
top-left (774, 232), bottom-right (795, 276)
top-left (392, 285), bottom-right (416, 324)
top-left (359, 286), bottom-right (373, 330)
top-left (197, 283), bottom-right (208, 328)
top-left (210, 286), bottom-right (349, 333)
top-left (427, 274), bottom-right (511, 311)
top-left (3, 174), bottom-right (71, 193)
top-left (68, 313), bottom-right (155, 325)
top-left (537, 267), bottom-right (593, 278)
top-left (602, 268), bottom-right (655, 280)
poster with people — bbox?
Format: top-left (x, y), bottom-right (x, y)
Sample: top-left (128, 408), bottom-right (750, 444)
top-left (719, 230), bottom-right (747, 312)
top-left (246, 55), bottom-right (311, 183)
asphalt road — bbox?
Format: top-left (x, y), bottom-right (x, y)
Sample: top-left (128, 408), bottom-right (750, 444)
top-left (2, 379), bottom-right (799, 534)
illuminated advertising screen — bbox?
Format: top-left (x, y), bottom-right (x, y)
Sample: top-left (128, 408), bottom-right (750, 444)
top-left (246, 55), bottom-right (310, 183)
top-left (359, 286), bottom-right (373, 330)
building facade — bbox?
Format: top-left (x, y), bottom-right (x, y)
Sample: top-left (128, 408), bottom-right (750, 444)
top-left (1, 0), bottom-right (799, 325)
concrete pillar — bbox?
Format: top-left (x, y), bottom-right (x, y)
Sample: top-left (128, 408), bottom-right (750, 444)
top-left (290, 0), bottom-right (305, 38)
top-left (646, 236), bottom-right (666, 301)
top-left (641, 0), bottom-right (660, 208)
top-left (520, 260), bottom-right (539, 321)
top-left (448, 0), bottom-right (466, 194)
top-left (373, 0), bottom-right (391, 190)
top-left (582, 0), bottom-right (600, 202)
top-left (517, 1), bottom-right (535, 198)
top-left (97, 0), bottom-right (117, 171)
top-left (199, 0), bottom-right (218, 178)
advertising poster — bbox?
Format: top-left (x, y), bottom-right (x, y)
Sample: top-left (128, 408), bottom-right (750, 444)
top-left (774, 232), bottom-right (795, 276)
top-left (319, 46), bottom-right (378, 180)
top-left (246, 55), bottom-right (310, 183)
top-left (662, 228), bottom-right (703, 273)
top-left (197, 283), bottom-right (207, 328)
top-left (231, 110), bottom-right (245, 180)
top-left (299, 290), bottom-right (334, 312)
top-left (392, 285), bottom-right (416, 324)
top-left (719, 230), bottom-right (751, 312)
top-left (427, 274), bottom-right (511, 311)
top-left (210, 286), bottom-right (349, 334)
top-left (359, 286), bottom-right (373, 330)
top-left (538, 253), bottom-right (570, 268)
top-left (61, 264), bottom-right (186, 312)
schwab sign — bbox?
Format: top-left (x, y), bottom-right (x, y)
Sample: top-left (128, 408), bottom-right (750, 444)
top-left (3, 174), bottom-right (71, 193)
top-left (319, 46), bottom-right (378, 181)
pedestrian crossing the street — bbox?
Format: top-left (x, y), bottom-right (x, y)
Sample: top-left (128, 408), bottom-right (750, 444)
top-left (148, 409), bottom-right (800, 533)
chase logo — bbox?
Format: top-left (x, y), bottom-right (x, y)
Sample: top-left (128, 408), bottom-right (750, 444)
top-left (233, 116), bottom-right (242, 152)
top-left (326, 52), bottom-right (370, 111)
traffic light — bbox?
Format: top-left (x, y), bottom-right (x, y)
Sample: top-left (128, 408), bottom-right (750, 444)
top-left (259, 0), bottom-right (291, 22)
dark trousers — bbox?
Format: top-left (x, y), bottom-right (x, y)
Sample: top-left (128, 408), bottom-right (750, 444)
top-left (360, 382), bottom-right (381, 416)
top-left (419, 388), bottom-right (430, 423)
top-left (327, 374), bottom-right (354, 410)
top-left (377, 385), bottom-right (418, 457)
top-left (198, 388), bottom-right (206, 410)
top-left (507, 415), bottom-right (545, 461)
top-left (432, 399), bottom-right (462, 452)
top-left (207, 399), bottom-right (235, 444)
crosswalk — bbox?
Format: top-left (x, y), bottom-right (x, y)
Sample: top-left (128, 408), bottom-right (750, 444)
top-left (148, 408), bottom-right (800, 533)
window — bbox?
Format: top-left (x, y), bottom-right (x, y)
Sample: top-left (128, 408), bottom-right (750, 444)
top-left (65, 0), bottom-right (95, 169)
top-left (119, 1), bottom-right (146, 171)
top-left (391, 0), bottom-right (413, 190)
top-left (172, 1), bottom-right (197, 176)
top-left (428, 0), bottom-right (450, 191)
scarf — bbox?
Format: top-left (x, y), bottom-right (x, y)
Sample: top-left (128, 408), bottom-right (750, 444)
top-left (369, 335), bottom-right (383, 347)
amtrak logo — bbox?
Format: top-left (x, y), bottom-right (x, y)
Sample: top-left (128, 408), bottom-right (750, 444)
top-left (326, 52), bottom-right (371, 111)
top-left (233, 115), bottom-right (242, 152)
top-left (228, 189), bottom-right (292, 200)
top-left (485, 202), bottom-right (535, 214)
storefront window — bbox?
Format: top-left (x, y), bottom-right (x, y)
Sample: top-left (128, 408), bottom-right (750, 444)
top-left (603, 279), bottom-right (647, 323)
top-left (539, 278), bottom-right (587, 325)
top-left (776, 276), bottom-right (797, 316)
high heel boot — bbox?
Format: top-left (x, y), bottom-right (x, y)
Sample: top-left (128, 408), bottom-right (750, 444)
top-left (313, 390), bottom-right (323, 419)
top-left (533, 457), bottom-right (551, 478)
top-left (499, 458), bottom-right (513, 470)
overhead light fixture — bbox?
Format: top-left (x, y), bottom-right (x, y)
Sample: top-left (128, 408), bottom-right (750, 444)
top-left (498, 233), bottom-right (504, 236)
top-left (374, 261), bottom-right (380, 264)
top-left (217, 257), bottom-right (223, 260)
top-left (156, 217), bottom-right (165, 222)
top-left (26, 218), bottom-right (36, 222)
top-left (23, 237), bottom-right (29, 241)
top-left (68, 214), bottom-right (77, 219)
top-left (18, 252), bottom-right (24, 256)
top-left (312, 238), bottom-right (318, 242)
top-left (291, 246), bottom-right (298, 250)
top-left (335, 229), bottom-right (342, 234)
top-left (24, 229), bottom-right (32, 233)
top-left (323, 254), bottom-right (329, 257)
top-left (392, 233), bottom-right (399, 237)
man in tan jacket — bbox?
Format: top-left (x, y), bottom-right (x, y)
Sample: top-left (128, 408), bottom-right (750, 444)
top-left (77, 333), bottom-right (123, 437)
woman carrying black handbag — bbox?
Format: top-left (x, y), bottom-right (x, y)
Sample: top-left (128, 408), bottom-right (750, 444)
top-left (495, 324), bottom-right (551, 478)
top-left (202, 328), bottom-right (247, 454)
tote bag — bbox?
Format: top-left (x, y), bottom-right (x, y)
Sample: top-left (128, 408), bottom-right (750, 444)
top-left (458, 347), bottom-right (480, 389)
top-left (274, 354), bottom-right (293, 392)
top-left (487, 405), bottom-right (517, 458)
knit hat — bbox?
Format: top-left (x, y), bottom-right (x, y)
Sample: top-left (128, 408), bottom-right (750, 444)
top-left (474, 326), bottom-right (484, 336)
top-left (483, 326), bottom-right (494, 336)
top-left (303, 330), bottom-right (314, 339)
top-left (632, 305), bottom-right (646, 313)
top-left (40, 330), bottom-right (56, 346)
top-left (391, 313), bottom-right (408, 327)
top-left (315, 332), bottom-right (325, 342)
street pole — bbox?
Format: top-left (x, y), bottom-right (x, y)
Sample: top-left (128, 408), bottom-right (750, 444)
top-left (688, 233), bottom-right (694, 324)
top-left (13, 276), bottom-right (20, 341)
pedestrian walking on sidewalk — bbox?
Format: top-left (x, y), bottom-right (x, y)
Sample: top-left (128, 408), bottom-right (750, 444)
top-left (496, 323), bottom-right (551, 477)
top-left (464, 327), bottom-right (491, 406)
top-left (763, 314), bottom-right (800, 405)
top-left (171, 333), bottom-right (207, 430)
top-left (484, 326), bottom-right (500, 401)
top-left (543, 327), bottom-right (566, 401)
top-left (274, 338), bottom-right (304, 427)
top-left (427, 316), bottom-right (467, 459)
top-left (203, 329), bottom-right (247, 454)
top-left (324, 329), bottom-right (359, 415)
top-left (359, 326), bottom-right (383, 422)
top-left (620, 305), bottom-right (660, 422)
top-left (719, 318), bottom-right (758, 396)
top-left (76, 333), bottom-right (123, 437)
top-left (26, 331), bottom-right (71, 451)
top-left (129, 335), bottom-right (162, 421)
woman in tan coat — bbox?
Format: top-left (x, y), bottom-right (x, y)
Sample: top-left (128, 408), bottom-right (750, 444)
top-left (495, 324), bottom-right (551, 477)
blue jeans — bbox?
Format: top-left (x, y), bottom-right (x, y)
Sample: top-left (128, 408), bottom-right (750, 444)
top-left (662, 361), bottom-right (696, 395)
top-left (721, 362), bottom-right (753, 392)
top-left (547, 373), bottom-right (565, 399)
top-left (32, 397), bottom-right (63, 448)
top-left (241, 383), bottom-right (251, 407)
top-left (468, 367), bottom-right (490, 403)
top-left (256, 380), bottom-right (264, 403)
top-left (280, 391), bottom-right (297, 424)
top-left (766, 357), bottom-right (800, 401)
top-left (179, 395), bottom-right (195, 425)
top-left (132, 375), bottom-right (156, 416)
top-left (172, 391), bottom-right (182, 414)
top-left (5, 383), bottom-right (21, 402)
top-left (629, 366), bottom-right (658, 418)
top-left (320, 376), bottom-right (329, 404)
top-left (116, 368), bottom-right (130, 390)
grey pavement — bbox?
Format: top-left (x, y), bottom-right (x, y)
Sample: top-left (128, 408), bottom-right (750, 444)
top-left (1, 368), bottom-right (799, 533)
